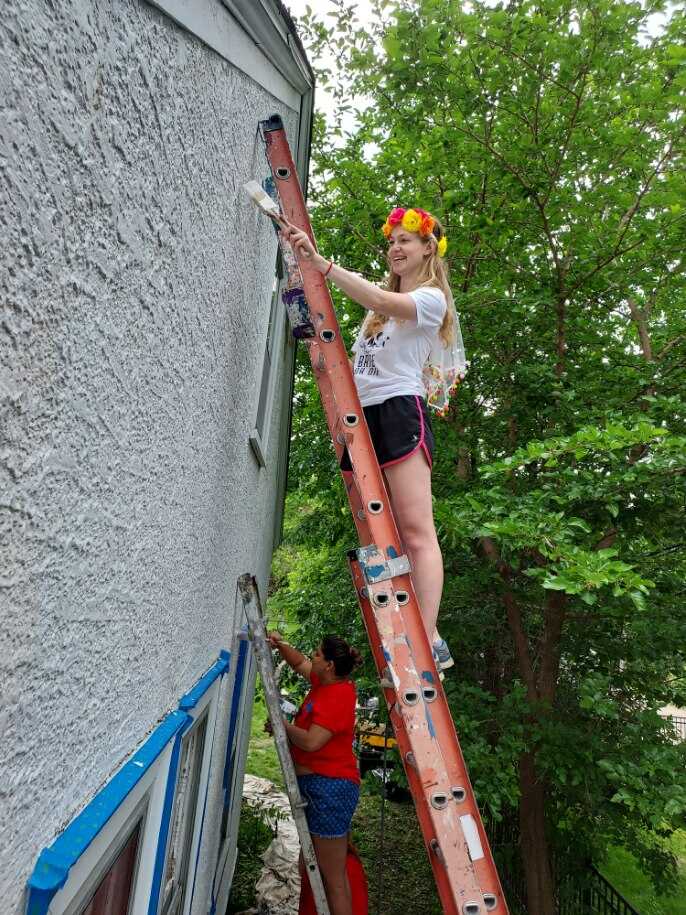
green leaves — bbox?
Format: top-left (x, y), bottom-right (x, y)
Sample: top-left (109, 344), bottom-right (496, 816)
top-left (665, 44), bottom-right (686, 64)
top-left (283, 0), bottom-right (686, 897)
top-left (483, 422), bottom-right (669, 477)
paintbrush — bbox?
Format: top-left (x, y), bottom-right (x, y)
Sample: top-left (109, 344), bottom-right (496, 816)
top-left (243, 180), bottom-right (287, 226)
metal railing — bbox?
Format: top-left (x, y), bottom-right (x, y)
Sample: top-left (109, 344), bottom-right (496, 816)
top-left (559, 867), bottom-right (641, 915)
top-left (671, 715), bottom-right (686, 741)
top-left (486, 817), bottom-right (642, 915)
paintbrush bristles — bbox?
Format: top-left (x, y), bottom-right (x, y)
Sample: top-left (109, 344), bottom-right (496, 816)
top-left (243, 180), bottom-right (280, 217)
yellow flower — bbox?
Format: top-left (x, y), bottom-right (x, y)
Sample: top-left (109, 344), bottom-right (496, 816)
top-left (401, 209), bottom-right (422, 232)
top-left (382, 220), bottom-right (392, 238)
top-left (437, 235), bottom-right (448, 257)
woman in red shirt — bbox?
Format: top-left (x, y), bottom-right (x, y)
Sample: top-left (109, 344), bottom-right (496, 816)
top-left (269, 632), bottom-right (363, 915)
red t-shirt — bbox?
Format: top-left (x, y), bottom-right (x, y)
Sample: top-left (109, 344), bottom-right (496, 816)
top-left (299, 848), bottom-right (368, 915)
top-left (290, 672), bottom-right (360, 783)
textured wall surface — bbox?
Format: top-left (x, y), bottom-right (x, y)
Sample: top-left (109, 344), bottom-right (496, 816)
top-left (0, 0), bottom-right (298, 908)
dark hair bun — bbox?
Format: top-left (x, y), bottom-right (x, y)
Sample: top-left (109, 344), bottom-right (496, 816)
top-left (322, 635), bottom-right (362, 677)
top-left (349, 647), bottom-right (363, 670)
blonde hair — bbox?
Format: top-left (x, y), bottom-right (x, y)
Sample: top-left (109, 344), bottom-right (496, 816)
top-left (362, 217), bottom-right (455, 346)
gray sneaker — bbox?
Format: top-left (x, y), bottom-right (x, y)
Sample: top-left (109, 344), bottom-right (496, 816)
top-left (433, 638), bottom-right (455, 671)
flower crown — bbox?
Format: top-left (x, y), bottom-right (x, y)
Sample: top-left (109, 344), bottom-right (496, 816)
top-left (382, 207), bottom-right (448, 257)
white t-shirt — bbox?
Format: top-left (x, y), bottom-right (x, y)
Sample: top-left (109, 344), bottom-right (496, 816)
top-left (351, 286), bottom-right (447, 407)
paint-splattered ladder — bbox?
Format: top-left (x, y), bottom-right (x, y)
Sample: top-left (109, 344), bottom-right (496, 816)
top-left (257, 114), bottom-right (510, 915)
top-left (238, 574), bottom-right (331, 915)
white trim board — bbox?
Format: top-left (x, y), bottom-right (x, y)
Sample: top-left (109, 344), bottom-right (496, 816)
top-left (146, 0), bottom-right (310, 111)
top-left (221, 0), bottom-right (312, 89)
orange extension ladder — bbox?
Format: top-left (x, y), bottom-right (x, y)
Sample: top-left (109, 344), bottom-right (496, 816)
top-left (257, 114), bottom-right (509, 915)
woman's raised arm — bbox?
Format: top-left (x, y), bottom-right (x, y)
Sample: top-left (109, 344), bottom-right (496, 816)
top-left (281, 222), bottom-right (417, 321)
top-left (268, 631), bottom-right (312, 680)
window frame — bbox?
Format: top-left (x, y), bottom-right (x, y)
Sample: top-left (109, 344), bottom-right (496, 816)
top-left (158, 712), bottom-right (209, 915)
top-left (271, 312), bottom-right (296, 547)
top-left (65, 801), bottom-right (147, 915)
top-left (148, 660), bottom-right (228, 915)
top-left (212, 633), bottom-right (256, 903)
top-left (26, 656), bottom-right (230, 915)
top-left (249, 251), bottom-right (287, 468)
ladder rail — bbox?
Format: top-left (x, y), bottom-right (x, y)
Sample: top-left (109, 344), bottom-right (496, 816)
top-left (259, 114), bottom-right (509, 915)
top-left (348, 558), bottom-right (503, 906)
top-left (237, 574), bottom-right (331, 915)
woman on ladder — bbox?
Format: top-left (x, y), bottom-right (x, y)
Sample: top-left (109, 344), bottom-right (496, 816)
top-left (282, 208), bottom-right (466, 671)
top-left (268, 630), bottom-right (366, 915)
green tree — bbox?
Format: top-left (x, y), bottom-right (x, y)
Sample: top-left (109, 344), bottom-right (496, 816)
top-left (273, 2), bottom-right (686, 912)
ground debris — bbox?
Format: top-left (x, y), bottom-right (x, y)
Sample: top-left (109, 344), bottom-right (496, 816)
top-left (242, 774), bottom-right (301, 914)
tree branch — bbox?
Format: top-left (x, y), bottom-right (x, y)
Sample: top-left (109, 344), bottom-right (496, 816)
top-left (594, 528), bottom-right (619, 551)
top-left (538, 592), bottom-right (566, 705)
top-left (480, 536), bottom-right (540, 702)
top-left (626, 296), bottom-right (654, 363)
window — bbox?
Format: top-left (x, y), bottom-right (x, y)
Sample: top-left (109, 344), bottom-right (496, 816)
top-left (272, 319), bottom-right (295, 548)
top-left (27, 658), bottom-right (230, 915)
top-left (159, 715), bottom-right (208, 915)
top-left (212, 632), bottom-right (256, 908)
top-left (79, 822), bottom-right (141, 915)
top-left (219, 638), bottom-right (252, 847)
top-left (249, 252), bottom-right (285, 467)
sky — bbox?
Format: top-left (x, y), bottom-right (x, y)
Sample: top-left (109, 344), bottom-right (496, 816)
top-left (284, 0), bottom-right (381, 134)
top-left (282, 0), bottom-right (674, 134)
top-left (286, 0), bottom-right (377, 25)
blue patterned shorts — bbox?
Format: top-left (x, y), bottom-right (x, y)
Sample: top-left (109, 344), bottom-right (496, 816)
top-left (297, 774), bottom-right (360, 839)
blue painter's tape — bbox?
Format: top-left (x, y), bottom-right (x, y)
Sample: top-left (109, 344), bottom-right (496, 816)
top-left (262, 176), bottom-right (277, 200)
top-left (425, 706), bottom-right (437, 739)
top-left (422, 670), bottom-right (435, 684)
top-left (147, 715), bottom-right (193, 915)
top-left (25, 850), bottom-right (67, 915)
top-left (25, 710), bottom-right (190, 915)
top-left (222, 637), bottom-right (249, 797)
top-left (179, 655), bottom-right (230, 711)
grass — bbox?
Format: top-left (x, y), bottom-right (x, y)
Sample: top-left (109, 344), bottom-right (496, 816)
top-left (351, 792), bottom-right (442, 914)
top-left (601, 832), bottom-right (686, 915)
top-left (244, 698), bottom-right (284, 788)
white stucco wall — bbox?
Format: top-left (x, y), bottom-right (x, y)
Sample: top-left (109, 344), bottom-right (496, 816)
top-left (0, 0), bottom-right (301, 909)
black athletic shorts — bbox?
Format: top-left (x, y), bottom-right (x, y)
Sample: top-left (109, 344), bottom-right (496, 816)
top-left (340, 394), bottom-right (434, 472)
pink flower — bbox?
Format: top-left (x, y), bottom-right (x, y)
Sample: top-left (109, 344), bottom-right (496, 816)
top-left (387, 207), bottom-right (406, 225)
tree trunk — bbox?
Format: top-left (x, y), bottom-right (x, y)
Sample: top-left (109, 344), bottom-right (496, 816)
top-left (519, 752), bottom-right (556, 915)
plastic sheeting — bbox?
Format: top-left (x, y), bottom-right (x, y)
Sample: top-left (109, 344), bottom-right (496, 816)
top-left (236, 774), bottom-right (301, 915)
